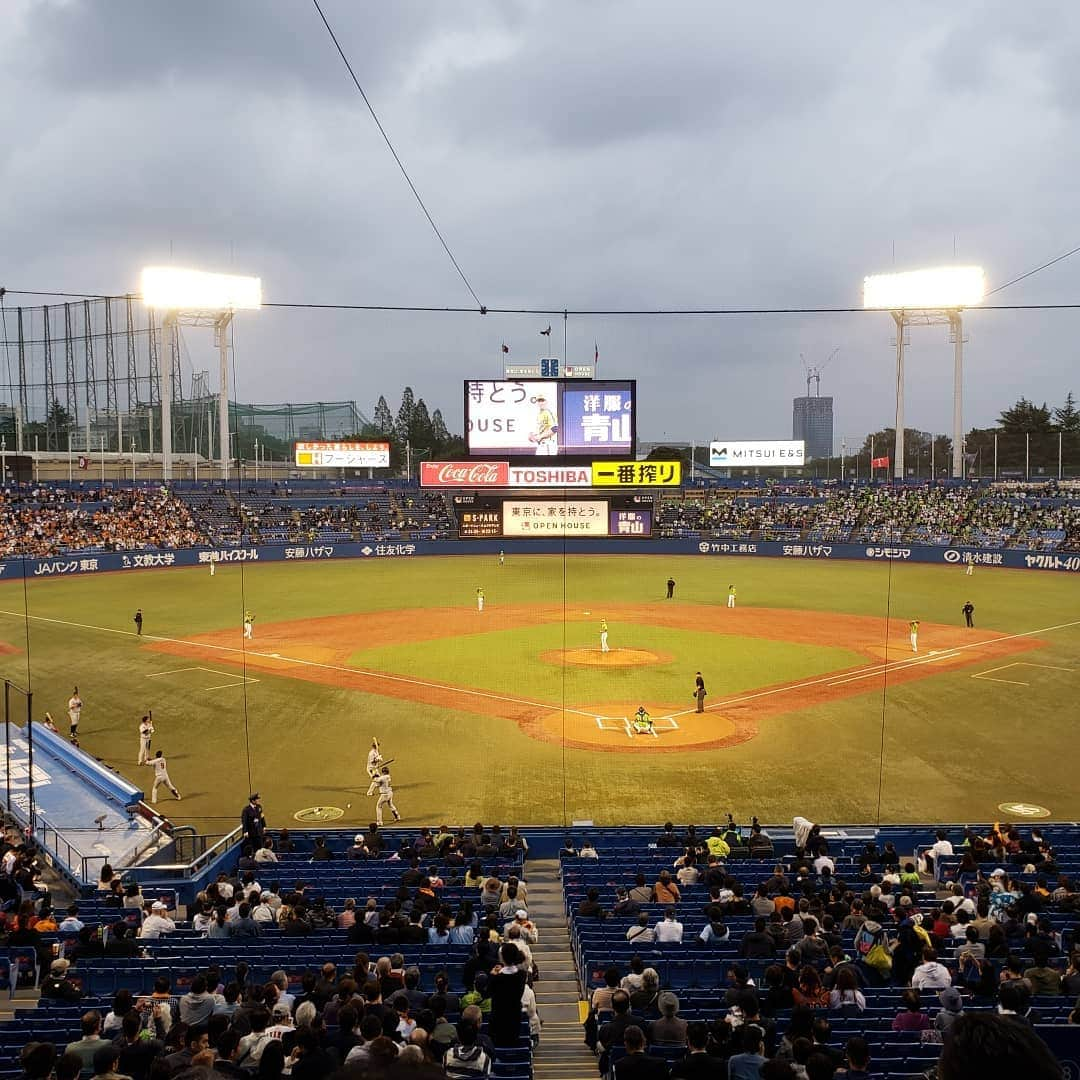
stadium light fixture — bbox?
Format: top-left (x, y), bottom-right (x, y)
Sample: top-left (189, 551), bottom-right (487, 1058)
top-left (140, 266), bottom-right (262, 482)
top-left (863, 265), bottom-right (986, 482)
top-left (863, 266), bottom-right (985, 310)
top-left (140, 267), bottom-right (262, 311)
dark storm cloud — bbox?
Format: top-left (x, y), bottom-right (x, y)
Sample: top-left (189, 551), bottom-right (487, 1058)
top-left (1, 0), bottom-right (1076, 445)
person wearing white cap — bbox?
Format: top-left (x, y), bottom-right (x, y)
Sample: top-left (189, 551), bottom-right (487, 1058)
top-left (139, 902), bottom-right (176, 939)
top-left (503, 909), bottom-right (538, 944)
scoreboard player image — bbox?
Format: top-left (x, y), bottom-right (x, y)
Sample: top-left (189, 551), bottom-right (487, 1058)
top-left (527, 393), bottom-right (558, 455)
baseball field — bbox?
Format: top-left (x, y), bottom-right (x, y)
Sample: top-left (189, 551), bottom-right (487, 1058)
top-left (0, 553), bottom-right (1077, 831)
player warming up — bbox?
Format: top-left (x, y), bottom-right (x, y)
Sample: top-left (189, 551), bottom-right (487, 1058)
top-left (67, 687), bottom-right (82, 742)
top-left (243, 611), bottom-right (255, 639)
top-left (138, 713), bottom-right (154, 765)
top-left (146, 750), bottom-right (181, 803)
top-left (965, 554), bottom-right (974, 577)
top-left (727, 584), bottom-right (737, 608)
top-left (909, 619), bottom-right (920, 653)
top-left (476, 587), bottom-right (485, 613)
top-left (373, 766), bottom-right (400, 826)
top-left (600, 618), bottom-right (610, 653)
top-left (365, 738), bottom-right (385, 797)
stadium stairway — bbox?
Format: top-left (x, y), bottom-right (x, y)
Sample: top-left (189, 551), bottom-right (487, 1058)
top-left (528, 859), bottom-right (596, 1080)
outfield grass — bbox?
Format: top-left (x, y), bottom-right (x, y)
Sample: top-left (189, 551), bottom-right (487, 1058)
top-left (0, 554), bottom-right (1076, 830)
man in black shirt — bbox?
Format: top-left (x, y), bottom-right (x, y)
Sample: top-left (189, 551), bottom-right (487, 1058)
top-left (962, 601), bottom-right (975, 628)
top-left (666, 577), bottom-right (675, 599)
top-left (241, 795), bottom-right (266, 849)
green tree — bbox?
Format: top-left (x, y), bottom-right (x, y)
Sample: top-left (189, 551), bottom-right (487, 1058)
top-left (431, 408), bottom-right (450, 449)
top-left (395, 387), bottom-right (416, 442)
top-left (408, 398), bottom-right (434, 448)
top-left (997, 397), bottom-right (1053, 433)
top-left (371, 395), bottom-right (394, 435)
top-left (1054, 391), bottom-right (1080, 433)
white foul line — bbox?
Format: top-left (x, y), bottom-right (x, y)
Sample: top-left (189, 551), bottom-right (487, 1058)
top-left (2, 608), bottom-right (1078, 725)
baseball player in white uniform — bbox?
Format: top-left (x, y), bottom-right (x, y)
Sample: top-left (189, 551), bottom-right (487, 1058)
top-left (138, 714), bottom-right (154, 765)
top-left (145, 750), bottom-right (181, 803)
top-left (600, 619), bottom-right (610, 653)
top-left (243, 611), bottom-right (254, 639)
top-left (67, 688), bottom-right (83, 740)
top-left (476, 587), bottom-right (484, 613)
top-left (365, 738), bottom-right (384, 797)
top-left (374, 767), bottom-right (400, 826)
top-left (727, 584), bottom-right (737, 609)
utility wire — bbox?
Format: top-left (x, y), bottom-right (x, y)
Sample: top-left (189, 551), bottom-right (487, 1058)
top-left (987, 241), bottom-right (1080, 296)
top-left (3, 288), bottom-right (1080, 315)
top-left (310, 0), bottom-right (485, 312)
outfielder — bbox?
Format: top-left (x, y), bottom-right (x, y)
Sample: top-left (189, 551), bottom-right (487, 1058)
top-left (146, 750), bottom-right (181, 803)
top-left (210, 553), bottom-right (218, 577)
top-left (600, 618), bottom-right (609, 653)
top-left (67, 687), bottom-right (83, 740)
top-left (373, 766), bottom-right (400, 826)
top-left (909, 619), bottom-right (920, 653)
top-left (365, 738), bottom-right (384, 796)
top-left (727, 584), bottom-right (737, 609)
top-left (243, 611), bottom-right (254, 639)
top-left (498, 550), bottom-right (505, 566)
top-left (138, 713), bottom-right (155, 765)
top-left (476, 587), bottom-right (485, 613)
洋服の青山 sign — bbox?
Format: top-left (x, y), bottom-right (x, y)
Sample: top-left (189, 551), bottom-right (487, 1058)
top-left (710, 440), bottom-right (805, 467)
top-left (420, 461), bottom-right (592, 487)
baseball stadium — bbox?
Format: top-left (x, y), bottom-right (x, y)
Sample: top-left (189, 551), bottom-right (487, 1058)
top-left (4, 6), bottom-right (1080, 1079)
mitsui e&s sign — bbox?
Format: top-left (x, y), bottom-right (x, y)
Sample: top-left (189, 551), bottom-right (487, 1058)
top-left (710, 440), bottom-right (805, 467)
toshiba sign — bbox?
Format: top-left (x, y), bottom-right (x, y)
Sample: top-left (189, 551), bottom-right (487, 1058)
top-left (420, 461), bottom-right (593, 488)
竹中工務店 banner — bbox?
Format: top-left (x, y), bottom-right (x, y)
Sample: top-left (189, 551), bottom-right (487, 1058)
top-left (502, 500), bottom-right (609, 536)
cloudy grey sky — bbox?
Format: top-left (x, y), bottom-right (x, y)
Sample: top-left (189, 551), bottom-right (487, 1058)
top-left (2, 0), bottom-right (1078, 449)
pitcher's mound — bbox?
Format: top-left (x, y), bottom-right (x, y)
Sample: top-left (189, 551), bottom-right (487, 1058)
top-left (541, 647), bottom-right (671, 668)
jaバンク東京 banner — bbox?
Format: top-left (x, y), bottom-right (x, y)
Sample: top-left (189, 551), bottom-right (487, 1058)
top-left (710, 441), bottom-right (805, 467)
top-left (295, 442), bottom-right (390, 468)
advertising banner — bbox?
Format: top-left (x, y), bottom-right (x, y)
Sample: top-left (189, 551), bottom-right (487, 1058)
top-left (609, 509), bottom-right (653, 536)
top-left (421, 461), bottom-right (509, 487)
top-left (457, 509), bottom-right (503, 538)
top-left (502, 500), bottom-right (609, 536)
top-left (295, 441), bottom-right (390, 468)
top-left (709, 440), bottom-right (805, 467)
top-left (592, 460), bottom-right (681, 486)
top-left (507, 465), bottom-right (592, 487)
top-left (465, 380), bottom-right (635, 457)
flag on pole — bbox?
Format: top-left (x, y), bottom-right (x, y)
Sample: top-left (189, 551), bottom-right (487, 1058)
top-left (871, 455), bottom-right (890, 469)
top-left (594, 341), bottom-right (599, 367)
top-left (501, 343), bottom-right (509, 354)
top-left (540, 325), bottom-right (551, 337)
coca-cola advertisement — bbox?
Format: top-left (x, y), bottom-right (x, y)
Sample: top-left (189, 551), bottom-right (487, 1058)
top-left (420, 461), bottom-right (510, 487)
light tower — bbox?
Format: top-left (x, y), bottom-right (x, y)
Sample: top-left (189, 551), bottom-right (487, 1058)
top-left (140, 267), bottom-right (262, 481)
top-left (862, 266), bottom-right (985, 481)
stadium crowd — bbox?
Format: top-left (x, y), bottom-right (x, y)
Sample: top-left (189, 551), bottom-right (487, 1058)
top-left (566, 819), bottom-right (1073, 1078)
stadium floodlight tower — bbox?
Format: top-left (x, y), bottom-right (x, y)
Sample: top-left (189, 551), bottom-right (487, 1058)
top-left (140, 267), bottom-right (262, 481)
top-left (862, 266), bottom-right (985, 481)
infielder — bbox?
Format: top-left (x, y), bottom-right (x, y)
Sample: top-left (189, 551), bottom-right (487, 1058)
top-left (243, 611), bottom-right (254, 639)
top-left (146, 750), bottom-right (181, 803)
top-left (67, 687), bottom-right (83, 740)
top-left (373, 766), bottom-right (400, 826)
top-left (529, 394), bottom-right (558, 456)
top-left (600, 619), bottom-right (609, 653)
top-left (909, 619), bottom-right (920, 653)
top-left (476, 587), bottom-right (485, 613)
top-left (365, 738), bottom-right (384, 797)
top-left (138, 713), bottom-right (155, 765)
top-left (727, 584), bottom-right (737, 609)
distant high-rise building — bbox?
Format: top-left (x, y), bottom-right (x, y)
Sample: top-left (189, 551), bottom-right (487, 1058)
top-left (793, 396), bottom-right (834, 460)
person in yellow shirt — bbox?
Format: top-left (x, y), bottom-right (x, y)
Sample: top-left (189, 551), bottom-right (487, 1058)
top-left (706, 827), bottom-right (731, 858)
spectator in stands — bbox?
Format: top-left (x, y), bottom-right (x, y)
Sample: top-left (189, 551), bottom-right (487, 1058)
top-left (938, 1013), bottom-right (1061, 1079)
top-left (705, 827), bottom-right (730, 859)
top-left (89, 1045), bottom-right (125, 1080)
top-left (599, 991), bottom-right (645, 1053)
top-left (488, 943), bottom-right (528, 1047)
top-left (1024, 942), bottom-right (1064, 995)
top-left (654, 907), bottom-right (684, 944)
top-left (626, 913), bottom-right (654, 945)
top-left (179, 976), bottom-right (217, 1025)
top-left (652, 870), bottom-right (681, 905)
top-left (669, 1020), bottom-right (718, 1080)
top-left (727, 1023), bottom-right (767, 1080)
top-left (741, 916), bottom-right (777, 959)
top-left (627, 874), bottom-right (653, 905)
top-left (443, 1019), bottom-right (491, 1078)
top-left (615, 1024), bottom-right (667, 1079)
top-left (792, 966), bottom-right (829, 1009)
top-left (40, 959), bottom-right (81, 1003)
top-left (827, 967), bottom-right (865, 1013)
top-left (138, 902), bottom-right (175, 939)
top-left (629, 969), bottom-right (660, 1012)
top-left (576, 887), bottom-right (606, 919)
top-left (309, 837), bottom-right (332, 861)
top-left (649, 992), bottom-right (687, 1045)
top-left (656, 822), bottom-right (680, 847)
top-left (64, 1012), bottom-right (110, 1075)
top-left (612, 888), bottom-right (641, 917)
top-left (891, 989), bottom-right (930, 1032)
top-left (911, 948), bottom-right (953, 991)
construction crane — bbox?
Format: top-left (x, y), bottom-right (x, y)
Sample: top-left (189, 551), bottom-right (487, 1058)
top-left (801, 346), bottom-right (839, 396)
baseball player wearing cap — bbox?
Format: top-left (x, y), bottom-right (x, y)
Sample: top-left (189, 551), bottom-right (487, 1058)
top-left (727, 584), bottom-right (736, 609)
top-left (373, 766), bottom-right (400, 827)
top-left (909, 619), bottom-right (920, 653)
top-left (145, 750), bottom-right (180, 803)
top-left (365, 739), bottom-right (384, 797)
top-left (529, 395), bottom-right (558, 456)
top-left (138, 714), bottom-right (154, 765)
top-left (243, 611), bottom-right (255, 640)
top-left (600, 619), bottom-right (609, 653)
top-left (476, 586), bottom-right (485, 613)
top-left (632, 706), bottom-right (653, 735)
top-left (67, 687), bottom-right (82, 740)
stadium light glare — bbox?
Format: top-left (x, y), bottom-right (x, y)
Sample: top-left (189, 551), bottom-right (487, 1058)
top-left (140, 267), bottom-right (262, 311)
top-left (862, 266), bottom-right (985, 310)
